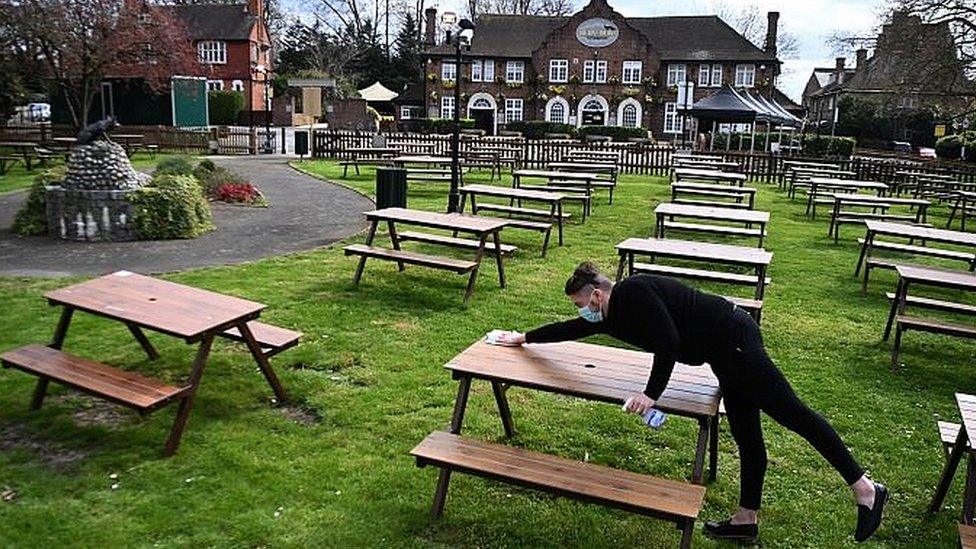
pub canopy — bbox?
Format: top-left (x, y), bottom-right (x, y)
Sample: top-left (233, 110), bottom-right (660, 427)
top-left (685, 86), bottom-right (803, 151)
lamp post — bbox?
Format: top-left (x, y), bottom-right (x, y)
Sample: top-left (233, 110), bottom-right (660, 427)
top-left (442, 15), bottom-right (475, 214)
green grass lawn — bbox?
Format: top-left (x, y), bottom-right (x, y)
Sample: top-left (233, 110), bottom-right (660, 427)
top-left (0, 152), bottom-right (179, 194)
top-left (0, 159), bottom-right (973, 547)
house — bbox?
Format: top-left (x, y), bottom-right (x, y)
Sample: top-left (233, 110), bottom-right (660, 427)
top-left (411, 0), bottom-right (789, 137)
top-left (271, 77), bottom-right (337, 126)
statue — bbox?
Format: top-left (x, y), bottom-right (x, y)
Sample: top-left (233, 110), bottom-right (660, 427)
top-left (75, 116), bottom-right (119, 145)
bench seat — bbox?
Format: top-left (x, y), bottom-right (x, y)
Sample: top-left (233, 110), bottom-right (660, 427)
top-left (672, 198), bottom-right (751, 209)
top-left (220, 321), bottom-right (302, 357)
top-left (475, 203), bottom-right (571, 220)
top-left (398, 231), bottom-right (517, 256)
top-left (344, 244), bottom-right (477, 273)
top-left (412, 431), bottom-right (703, 548)
top-left (938, 421), bottom-right (967, 453)
top-left (884, 292), bottom-right (976, 316)
top-left (633, 262), bottom-right (770, 287)
top-left (895, 315), bottom-right (976, 339)
top-left (859, 238), bottom-right (976, 262)
top-left (662, 221), bottom-right (764, 239)
top-left (1, 344), bottom-right (188, 413)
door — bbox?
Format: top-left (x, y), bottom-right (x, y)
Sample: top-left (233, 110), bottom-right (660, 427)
top-left (472, 109), bottom-right (495, 135)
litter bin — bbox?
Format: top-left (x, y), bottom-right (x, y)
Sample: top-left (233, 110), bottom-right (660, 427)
top-left (375, 167), bottom-right (407, 209)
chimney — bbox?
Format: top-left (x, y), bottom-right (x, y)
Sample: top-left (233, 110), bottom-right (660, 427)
top-left (855, 48), bottom-right (867, 72)
top-left (247, 0), bottom-right (264, 19)
top-left (764, 11), bottom-right (779, 57)
top-left (834, 56), bottom-right (846, 83)
top-left (424, 7), bottom-right (437, 46)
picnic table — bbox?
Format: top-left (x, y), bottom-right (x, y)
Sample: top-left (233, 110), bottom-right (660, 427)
top-left (0, 141), bottom-right (42, 171)
top-left (111, 134), bottom-right (144, 155)
top-left (827, 194), bottom-right (930, 243)
top-left (804, 177), bottom-right (889, 217)
top-left (513, 168), bottom-right (609, 210)
top-left (388, 141), bottom-right (437, 155)
top-left (949, 191), bottom-right (976, 231)
top-left (884, 264), bottom-right (976, 368)
top-left (412, 339), bottom-right (713, 547)
top-left (672, 157), bottom-right (741, 172)
top-left (930, 393), bottom-right (976, 524)
top-left (616, 237), bottom-right (772, 320)
top-left (654, 203), bottom-right (770, 247)
top-left (460, 183), bottom-right (566, 254)
top-left (0, 271), bottom-right (298, 456)
top-left (672, 167), bottom-right (747, 187)
top-left (344, 208), bottom-right (508, 303)
top-left (786, 166), bottom-right (856, 196)
top-left (855, 220), bottom-right (976, 292)
top-left (671, 181), bottom-right (757, 210)
top-left (564, 149), bottom-right (621, 164)
top-left (546, 161), bottom-right (620, 191)
top-left (338, 147), bottom-right (400, 176)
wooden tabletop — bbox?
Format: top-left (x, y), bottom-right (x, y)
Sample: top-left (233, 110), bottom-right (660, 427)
top-left (461, 184), bottom-right (564, 202)
top-left (392, 155), bottom-right (452, 164)
top-left (617, 237), bottom-right (772, 267)
top-left (44, 271), bottom-right (265, 341)
top-left (673, 159), bottom-right (740, 168)
top-left (515, 169), bottom-right (601, 181)
top-left (0, 141), bottom-right (39, 148)
top-left (895, 264), bottom-right (976, 292)
top-left (783, 161), bottom-right (842, 169)
top-left (365, 207), bottom-right (508, 233)
top-left (896, 170), bottom-right (957, 180)
top-left (789, 166), bottom-right (856, 176)
top-left (671, 181), bottom-right (756, 194)
top-left (655, 203), bottom-right (770, 223)
top-left (51, 137), bottom-right (77, 143)
top-left (547, 162), bottom-right (618, 172)
top-left (673, 168), bottom-right (747, 181)
top-left (348, 147), bottom-right (399, 154)
top-left (955, 190), bottom-right (976, 199)
top-left (866, 220), bottom-right (976, 246)
top-left (445, 340), bottom-right (721, 418)
top-left (831, 193), bottom-right (928, 206)
top-left (810, 177), bottom-right (888, 190)
top-left (957, 393), bottom-right (976, 443)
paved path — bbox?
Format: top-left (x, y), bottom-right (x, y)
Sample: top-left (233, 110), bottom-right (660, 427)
top-left (0, 156), bottom-right (372, 277)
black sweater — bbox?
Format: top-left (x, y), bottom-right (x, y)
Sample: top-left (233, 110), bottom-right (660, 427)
top-left (525, 274), bottom-right (735, 400)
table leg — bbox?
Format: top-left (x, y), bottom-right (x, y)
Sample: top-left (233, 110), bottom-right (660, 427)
top-left (854, 230), bottom-right (873, 277)
top-left (463, 235), bottom-right (488, 304)
top-left (556, 202), bottom-right (564, 246)
top-left (708, 414), bottom-right (719, 482)
top-left (32, 307), bottom-right (75, 410)
top-left (353, 220), bottom-right (380, 285)
top-left (127, 323), bottom-right (160, 360)
top-left (755, 265), bottom-right (767, 300)
top-left (691, 418), bottom-right (709, 484)
top-left (491, 381), bottom-right (516, 438)
top-left (805, 184), bottom-right (816, 216)
top-left (883, 277), bottom-right (907, 341)
top-left (236, 320), bottom-right (290, 404)
top-left (965, 452), bottom-right (976, 524)
top-left (932, 427), bottom-right (969, 513)
top-left (431, 376), bottom-right (472, 519)
top-left (163, 333), bottom-right (214, 457)
top-left (386, 220), bottom-right (405, 272)
top-left (492, 230), bottom-right (506, 289)
top-left (615, 252), bottom-right (628, 282)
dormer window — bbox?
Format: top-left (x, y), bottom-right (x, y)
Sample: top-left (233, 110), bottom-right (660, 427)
top-left (198, 41), bottom-right (227, 64)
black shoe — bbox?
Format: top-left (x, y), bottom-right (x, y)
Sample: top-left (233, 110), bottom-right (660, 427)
top-left (854, 482), bottom-right (888, 542)
top-left (703, 519), bottom-right (759, 542)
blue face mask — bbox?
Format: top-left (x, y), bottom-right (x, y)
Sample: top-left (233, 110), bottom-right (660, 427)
top-left (578, 291), bottom-right (603, 323)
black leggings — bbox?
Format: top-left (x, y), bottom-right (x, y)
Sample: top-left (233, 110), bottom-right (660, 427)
top-left (711, 308), bottom-right (864, 511)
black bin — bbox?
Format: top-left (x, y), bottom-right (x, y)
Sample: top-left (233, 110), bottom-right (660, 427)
top-left (375, 167), bottom-right (408, 209)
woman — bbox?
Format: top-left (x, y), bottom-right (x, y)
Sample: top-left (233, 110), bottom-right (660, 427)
top-left (499, 262), bottom-right (887, 543)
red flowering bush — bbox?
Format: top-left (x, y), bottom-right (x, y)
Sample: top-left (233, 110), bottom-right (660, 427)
top-left (215, 182), bottom-right (262, 204)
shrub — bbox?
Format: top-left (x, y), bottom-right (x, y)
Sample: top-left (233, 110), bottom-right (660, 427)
top-left (154, 155), bottom-right (196, 176)
top-left (577, 125), bottom-right (647, 142)
top-left (935, 131), bottom-right (976, 162)
top-left (215, 182), bottom-right (263, 204)
top-left (504, 121), bottom-right (576, 140)
top-left (195, 165), bottom-right (248, 196)
top-left (130, 174), bottom-right (214, 240)
top-left (208, 90), bottom-right (244, 126)
top-left (802, 134), bottom-right (856, 157)
top-left (11, 167), bottom-right (65, 236)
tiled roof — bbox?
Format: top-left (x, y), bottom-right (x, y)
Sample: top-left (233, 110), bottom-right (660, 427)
top-left (168, 3), bottom-right (256, 41)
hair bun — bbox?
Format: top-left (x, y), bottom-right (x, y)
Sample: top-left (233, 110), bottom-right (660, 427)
top-left (574, 261), bottom-right (600, 279)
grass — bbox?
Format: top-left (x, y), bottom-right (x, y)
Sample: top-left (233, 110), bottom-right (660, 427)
top-left (0, 158), bottom-right (973, 547)
top-left (0, 152), bottom-right (180, 194)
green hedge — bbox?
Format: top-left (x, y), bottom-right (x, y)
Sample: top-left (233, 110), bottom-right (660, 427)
top-left (935, 131), bottom-right (976, 162)
top-left (577, 125), bottom-right (647, 142)
top-left (11, 167), bottom-right (65, 236)
top-left (154, 155), bottom-right (196, 176)
top-left (130, 174), bottom-right (214, 240)
top-left (209, 91), bottom-right (244, 126)
top-left (398, 118), bottom-right (475, 134)
top-left (504, 121), bottom-right (576, 140)
top-left (802, 135), bottom-right (856, 157)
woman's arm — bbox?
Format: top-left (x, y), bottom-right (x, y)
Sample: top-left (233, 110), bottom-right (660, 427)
top-left (525, 317), bottom-right (603, 344)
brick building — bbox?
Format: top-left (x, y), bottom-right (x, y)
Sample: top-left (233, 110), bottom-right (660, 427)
top-left (415, 0), bottom-right (787, 137)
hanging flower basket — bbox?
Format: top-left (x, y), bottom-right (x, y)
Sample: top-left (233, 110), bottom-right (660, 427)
top-left (548, 85), bottom-right (566, 95)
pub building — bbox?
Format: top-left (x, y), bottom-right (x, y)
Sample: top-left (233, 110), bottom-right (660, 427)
top-left (413, 0), bottom-right (795, 138)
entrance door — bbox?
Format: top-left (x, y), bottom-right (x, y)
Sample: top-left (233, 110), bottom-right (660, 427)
top-left (472, 109), bottom-right (495, 135)
top-left (581, 110), bottom-right (604, 125)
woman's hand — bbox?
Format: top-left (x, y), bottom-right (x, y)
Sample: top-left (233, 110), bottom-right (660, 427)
top-left (495, 331), bottom-right (526, 346)
top-left (624, 393), bottom-right (656, 416)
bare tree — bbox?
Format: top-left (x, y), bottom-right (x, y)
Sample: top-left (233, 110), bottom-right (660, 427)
top-left (466, 0), bottom-right (576, 18)
top-left (713, 1), bottom-right (800, 60)
top-left (890, 0), bottom-right (975, 81)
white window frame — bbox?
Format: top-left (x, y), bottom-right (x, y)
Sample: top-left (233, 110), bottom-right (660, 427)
top-left (698, 64), bottom-right (710, 87)
top-left (442, 61), bottom-right (456, 82)
top-left (207, 79), bottom-right (224, 91)
top-left (504, 98), bottom-right (523, 123)
top-left (471, 60), bottom-right (483, 82)
top-left (622, 60), bottom-right (643, 84)
top-left (441, 96), bottom-right (455, 119)
top-left (595, 60), bottom-right (608, 83)
top-left (546, 97), bottom-right (569, 124)
top-left (549, 59), bottom-right (568, 83)
top-left (197, 40), bottom-right (227, 64)
top-left (666, 63), bottom-right (686, 86)
top-left (710, 65), bottom-right (723, 87)
top-left (664, 102), bottom-right (683, 134)
top-left (735, 64), bottom-right (756, 88)
top-left (583, 60), bottom-right (595, 83)
top-left (483, 59), bottom-right (494, 82)
top-left (400, 106), bottom-right (412, 120)
top-left (618, 98), bottom-right (642, 128)
top-left (231, 79), bottom-right (244, 92)
top-left (505, 60), bottom-right (524, 83)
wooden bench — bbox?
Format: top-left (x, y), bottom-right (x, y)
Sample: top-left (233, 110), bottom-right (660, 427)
top-left (856, 221), bottom-right (976, 292)
top-left (633, 262), bottom-right (770, 288)
top-left (937, 421), bottom-right (969, 457)
top-left (661, 221), bottom-right (765, 241)
top-left (461, 184), bottom-right (566, 256)
top-left (397, 231), bottom-right (517, 256)
top-left (219, 321), bottom-right (302, 358)
top-left (405, 168), bottom-right (454, 182)
top-left (345, 244), bottom-right (477, 273)
top-left (517, 184), bottom-right (592, 217)
top-left (883, 292), bottom-right (976, 341)
top-left (655, 203), bottom-right (770, 248)
top-left (412, 431), bottom-right (704, 549)
top-left (671, 182), bottom-right (756, 209)
top-left (1, 344), bottom-right (189, 413)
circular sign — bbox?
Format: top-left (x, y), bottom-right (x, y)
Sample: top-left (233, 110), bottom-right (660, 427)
top-left (576, 17), bottom-right (619, 48)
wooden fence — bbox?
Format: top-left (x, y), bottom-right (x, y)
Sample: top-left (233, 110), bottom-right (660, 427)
top-left (0, 124), bottom-right (263, 155)
top-left (311, 129), bottom-right (976, 184)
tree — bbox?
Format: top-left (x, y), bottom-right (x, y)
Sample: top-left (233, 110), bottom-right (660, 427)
top-left (713, 2), bottom-right (800, 60)
top-left (393, 12), bottom-right (422, 87)
top-left (3, 0), bottom-right (197, 129)
top-left (465, 0), bottom-right (577, 18)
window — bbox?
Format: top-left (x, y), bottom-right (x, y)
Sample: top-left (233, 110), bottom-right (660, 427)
top-left (583, 60), bottom-right (595, 83)
top-left (471, 60), bottom-right (483, 82)
top-left (898, 96), bottom-right (918, 109)
top-left (504, 98), bottom-right (523, 123)
top-left (197, 40), bottom-right (227, 64)
top-left (231, 80), bottom-right (244, 92)
top-left (207, 79), bottom-right (223, 91)
top-left (621, 104), bottom-right (638, 128)
top-left (622, 61), bottom-right (642, 84)
top-left (483, 59), bottom-right (494, 82)
top-left (710, 65), bottom-right (723, 87)
top-left (698, 65), bottom-right (710, 87)
top-left (595, 60), bottom-right (607, 83)
top-left (505, 60), bottom-right (524, 83)
top-left (549, 59), bottom-right (568, 83)
top-left (400, 106), bottom-right (412, 120)
top-left (547, 100), bottom-right (566, 124)
top-left (293, 91), bottom-right (304, 114)
top-left (664, 102), bottom-right (683, 134)
top-left (735, 64), bottom-right (756, 87)
top-left (441, 96), bottom-right (455, 119)
top-left (666, 63), bottom-right (686, 86)
top-left (441, 61), bottom-right (456, 82)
